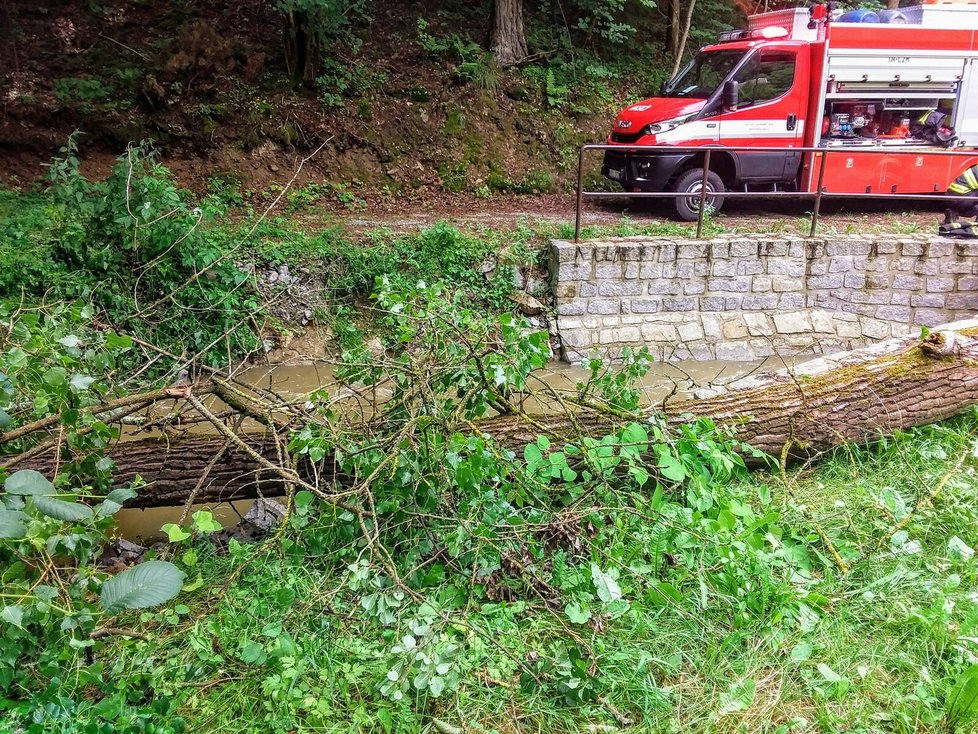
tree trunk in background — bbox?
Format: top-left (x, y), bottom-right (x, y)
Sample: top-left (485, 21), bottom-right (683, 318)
top-left (491, 0), bottom-right (528, 67)
top-left (671, 0), bottom-right (698, 77)
top-left (19, 321), bottom-right (978, 508)
top-left (282, 10), bottom-right (322, 86)
top-left (667, 0), bottom-right (682, 61)
top-left (888, 0), bottom-right (900, 9)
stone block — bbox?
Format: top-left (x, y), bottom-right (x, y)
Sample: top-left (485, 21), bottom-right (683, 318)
top-left (649, 280), bottom-right (682, 295)
top-left (760, 241), bottom-right (789, 257)
top-left (773, 312), bottom-right (812, 334)
top-left (901, 241), bottom-right (925, 256)
top-left (551, 241), bottom-right (582, 262)
top-left (701, 296), bottom-right (726, 311)
top-left (707, 277), bottom-right (750, 293)
top-left (641, 323), bottom-right (678, 342)
top-left (744, 312), bottom-right (773, 336)
top-left (677, 244), bottom-right (707, 259)
top-left (701, 314), bottom-right (723, 339)
top-left (810, 310), bottom-right (837, 334)
top-left (690, 343), bottom-right (716, 360)
top-left (712, 260), bottom-right (737, 277)
top-left (684, 281), bottom-right (706, 295)
top-left (593, 245), bottom-right (615, 262)
top-left (716, 342), bottom-right (756, 361)
top-left (579, 281), bottom-right (599, 297)
top-left (710, 242), bottom-right (730, 259)
top-left (807, 260), bottom-right (829, 276)
top-left (725, 296), bottom-right (741, 309)
top-left (866, 274), bottom-right (890, 289)
top-left (788, 241), bottom-right (806, 258)
top-left (624, 262), bottom-right (639, 279)
top-left (620, 246), bottom-right (642, 261)
top-left (779, 293), bottom-right (804, 308)
top-left (808, 274), bottom-right (843, 290)
top-left (752, 276), bottom-right (772, 292)
top-left (559, 263), bottom-right (592, 280)
top-left (640, 264), bottom-right (663, 279)
top-left (614, 326), bottom-right (642, 342)
top-left (729, 240), bottom-right (758, 258)
top-left (829, 257), bottom-right (853, 273)
top-left (588, 299), bottom-right (619, 315)
top-left (676, 262), bottom-right (695, 279)
top-left (927, 276), bottom-right (955, 293)
top-left (927, 240), bottom-right (954, 258)
top-left (875, 240), bottom-right (898, 254)
top-left (554, 283), bottom-right (577, 300)
top-left (737, 259), bottom-right (765, 276)
top-left (678, 323), bottom-right (705, 341)
top-left (558, 301), bottom-right (586, 316)
top-left (595, 263), bottom-right (621, 279)
top-left (659, 244), bottom-right (678, 262)
top-left (914, 308), bottom-right (950, 325)
top-left (772, 277), bottom-right (803, 293)
top-left (844, 273), bottom-right (866, 289)
top-left (914, 261), bottom-right (940, 275)
top-left (598, 281), bottom-right (642, 297)
top-left (892, 274), bottom-right (922, 290)
top-left (596, 328), bottom-right (619, 344)
top-left (946, 293), bottom-right (978, 310)
top-left (875, 305), bottom-right (912, 323)
top-left (722, 317), bottom-right (749, 339)
top-left (630, 299), bottom-right (662, 314)
top-left (868, 291), bottom-right (891, 305)
top-left (910, 293), bottom-right (947, 308)
top-left (560, 330), bottom-right (591, 348)
top-left (941, 260), bottom-right (974, 274)
top-left (836, 320), bottom-right (862, 338)
top-left (959, 276), bottom-right (978, 291)
top-left (742, 294), bottom-right (779, 310)
top-left (863, 257), bottom-right (889, 273)
top-left (890, 292), bottom-right (911, 306)
top-left (749, 338), bottom-right (775, 357)
top-left (860, 318), bottom-right (891, 340)
top-left (663, 297), bottom-right (697, 311)
top-left (890, 257), bottom-right (916, 272)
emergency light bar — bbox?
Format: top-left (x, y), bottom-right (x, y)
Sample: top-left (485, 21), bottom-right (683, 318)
top-left (717, 26), bottom-right (790, 42)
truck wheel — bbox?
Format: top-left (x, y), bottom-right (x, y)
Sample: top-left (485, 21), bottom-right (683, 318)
top-left (671, 168), bottom-right (726, 221)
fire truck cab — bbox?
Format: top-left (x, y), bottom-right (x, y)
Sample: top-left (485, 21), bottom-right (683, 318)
top-left (602, 1), bottom-right (978, 220)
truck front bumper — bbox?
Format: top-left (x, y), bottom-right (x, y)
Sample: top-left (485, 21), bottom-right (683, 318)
top-left (601, 150), bottom-right (690, 192)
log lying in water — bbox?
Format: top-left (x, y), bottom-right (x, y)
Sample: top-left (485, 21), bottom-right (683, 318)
top-left (13, 319), bottom-right (978, 508)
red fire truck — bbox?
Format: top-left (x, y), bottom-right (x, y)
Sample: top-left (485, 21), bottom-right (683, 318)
top-left (602, 1), bottom-right (978, 219)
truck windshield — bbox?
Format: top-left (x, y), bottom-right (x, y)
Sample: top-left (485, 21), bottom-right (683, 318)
top-left (661, 49), bottom-right (746, 98)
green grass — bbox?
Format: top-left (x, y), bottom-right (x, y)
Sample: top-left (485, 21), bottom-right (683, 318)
top-left (92, 413), bottom-right (978, 734)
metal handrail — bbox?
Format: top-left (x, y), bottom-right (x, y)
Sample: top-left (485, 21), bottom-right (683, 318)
top-left (574, 142), bottom-right (978, 241)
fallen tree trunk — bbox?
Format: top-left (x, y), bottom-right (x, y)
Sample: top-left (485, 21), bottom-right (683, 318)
top-left (15, 319), bottom-right (978, 508)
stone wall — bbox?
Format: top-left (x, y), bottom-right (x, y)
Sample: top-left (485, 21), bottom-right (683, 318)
top-left (551, 235), bottom-right (978, 362)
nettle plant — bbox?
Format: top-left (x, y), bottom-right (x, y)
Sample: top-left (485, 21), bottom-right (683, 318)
top-left (0, 303), bottom-right (184, 719)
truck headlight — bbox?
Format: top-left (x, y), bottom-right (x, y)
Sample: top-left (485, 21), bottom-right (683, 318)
top-left (644, 114), bottom-right (694, 135)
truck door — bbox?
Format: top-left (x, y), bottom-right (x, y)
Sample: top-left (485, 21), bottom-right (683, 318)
top-left (719, 47), bottom-right (807, 183)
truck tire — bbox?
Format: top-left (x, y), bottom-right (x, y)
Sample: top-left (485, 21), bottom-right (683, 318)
top-left (671, 168), bottom-right (726, 221)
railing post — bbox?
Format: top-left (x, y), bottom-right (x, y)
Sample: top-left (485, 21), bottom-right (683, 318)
top-left (809, 150), bottom-right (828, 238)
top-left (575, 146), bottom-right (586, 243)
top-left (695, 148), bottom-right (713, 240)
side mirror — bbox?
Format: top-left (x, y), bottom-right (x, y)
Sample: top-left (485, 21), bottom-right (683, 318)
top-left (722, 80), bottom-right (739, 110)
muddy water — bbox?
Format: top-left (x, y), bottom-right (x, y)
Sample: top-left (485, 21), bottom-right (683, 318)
top-left (113, 357), bottom-right (784, 542)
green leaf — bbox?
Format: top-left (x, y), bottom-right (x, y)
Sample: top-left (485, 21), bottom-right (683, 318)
top-left (947, 664), bottom-right (978, 729)
top-left (162, 523), bottom-right (191, 543)
top-left (718, 678), bottom-right (756, 715)
top-left (33, 495), bottom-right (93, 522)
top-left (96, 487), bottom-right (137, 517)
top-left (58, 335), bottom-right (82, 349)
top-left (524, 443), bottom-right (542, 465)
top-left (591, 564), bottom-right (622, 603)
top-left (564, 603), bottom-right (592, 624)
top-left (99, 561), bottom-right (185, 613)
top-left (948, 536), bottom-right (975, 562)
top-left (790, 642), bottom-right (813, 661)
top-left (1, 605), bottom-right (24, 628)
top-left (0, 407), bottom-right (11, 430)
top-left (240, 641), bottom-right (267, 665)
top-left (69, 373), bottom-right (96, 392)
top-left (192, 510), bottom-right (223, 533)
top-left (817, 663), bottom-right (843, 683)
top-left (5, 470), bottom-right (54, 496)
top-left (0, 510), bottom-right (27, 539)
top-left (656, 452), bottom-right (687, 483)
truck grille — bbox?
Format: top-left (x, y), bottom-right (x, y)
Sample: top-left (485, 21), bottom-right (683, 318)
top-left (610, 131), bottom-right (644, 144)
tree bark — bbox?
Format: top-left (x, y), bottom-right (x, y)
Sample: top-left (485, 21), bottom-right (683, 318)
top-left (14, 320), bottom-right (978, 508)
top-left (491, 0), bottom-right (528, 68)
